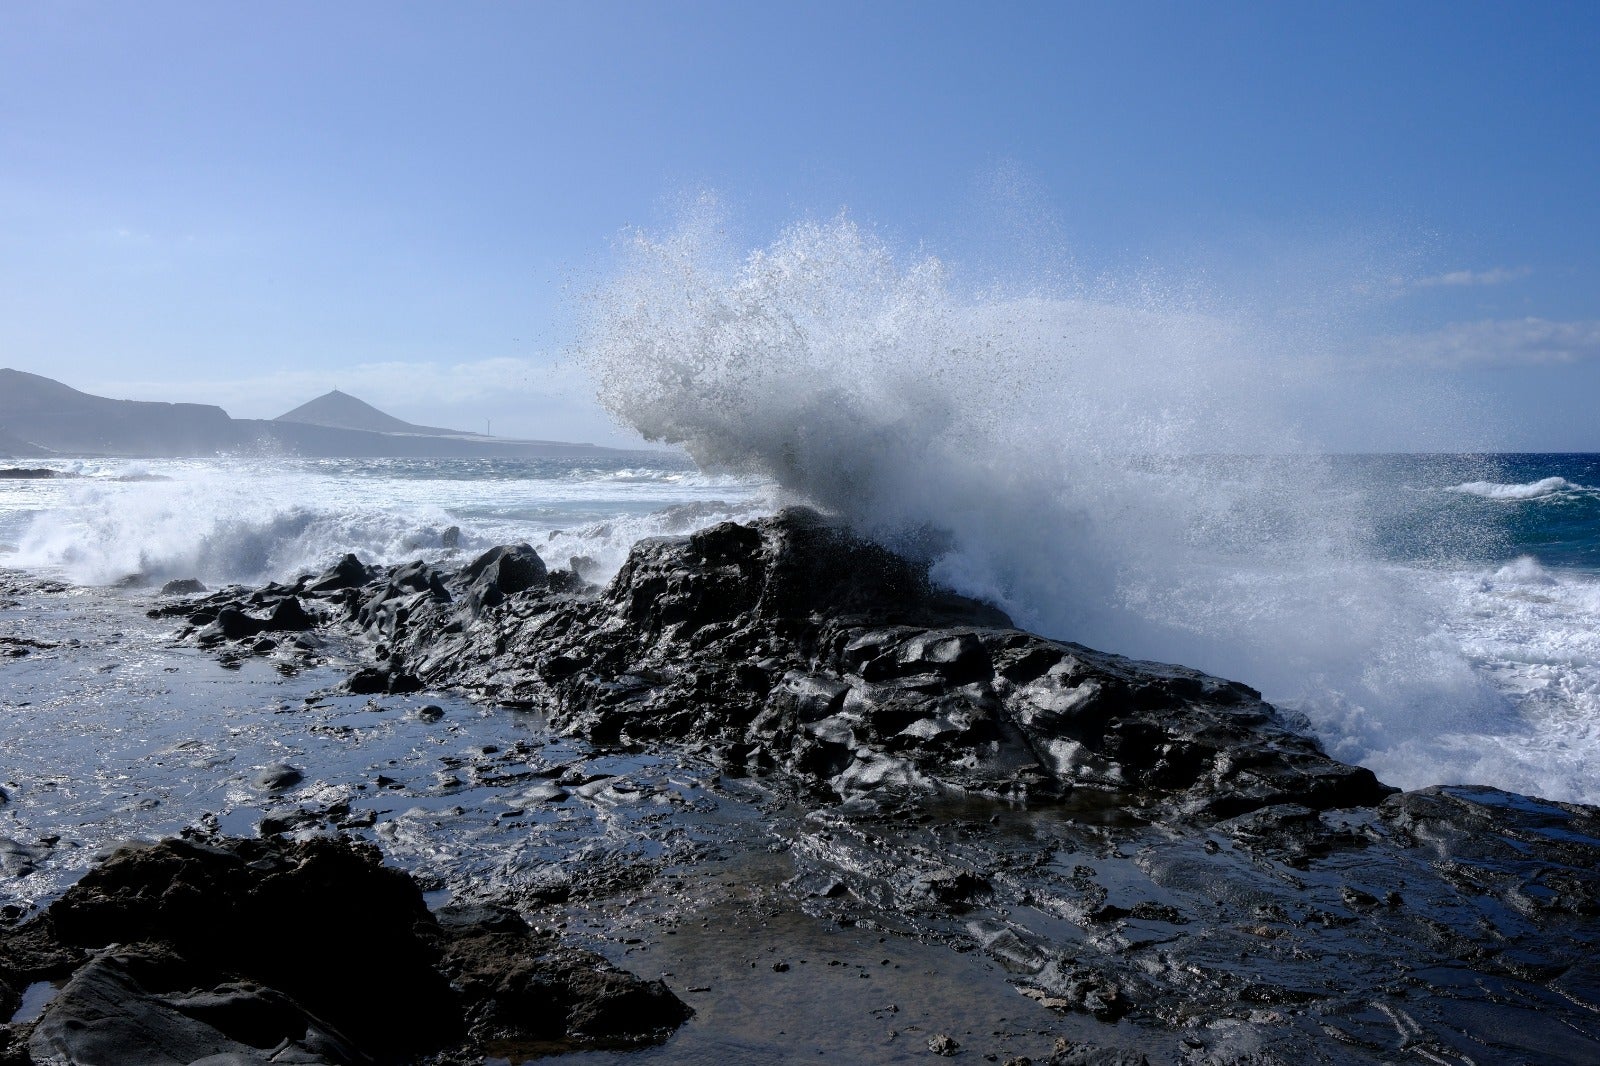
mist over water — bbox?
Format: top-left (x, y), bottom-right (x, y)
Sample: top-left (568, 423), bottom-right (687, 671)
top-left (582, 207), bottom-right (1566, 795)
top-left (6, 457), bottom-right (769, 590)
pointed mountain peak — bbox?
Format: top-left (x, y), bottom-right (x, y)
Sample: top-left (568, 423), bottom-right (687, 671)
top-left (274, 390), bottom-right (464, 436)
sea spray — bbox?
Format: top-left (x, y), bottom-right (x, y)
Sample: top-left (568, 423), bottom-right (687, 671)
top-left (13, 468), bottom-right (467, 585)
top-left (581, 208), bottom-right (1523, 789)
top-left (10, 456), bottom-right (767, 588)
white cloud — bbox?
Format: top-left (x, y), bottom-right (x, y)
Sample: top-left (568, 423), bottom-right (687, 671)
top-left (1378, 317), bottom-right (1600, 368)
top-left (1410, 265), bottom-right (1531, 288)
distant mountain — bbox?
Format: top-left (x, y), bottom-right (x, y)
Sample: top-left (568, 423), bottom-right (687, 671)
top-left (0, 369), bottom-right (635, 459)
top-left (0, 423), bottom-right (54, 459)
top-left (275, 389), bottom-right (466, 437)
top-left (0, 369), bottom-right (237, 457)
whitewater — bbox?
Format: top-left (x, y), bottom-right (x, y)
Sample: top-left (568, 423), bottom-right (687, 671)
top-left (579, 211), bottom-right (1600, 806)
top-left (3, 216), bottom-right (1599, 808)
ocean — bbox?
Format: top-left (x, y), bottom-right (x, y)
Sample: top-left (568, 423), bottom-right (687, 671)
top-left (1, 449), bottom-right (1598, 812)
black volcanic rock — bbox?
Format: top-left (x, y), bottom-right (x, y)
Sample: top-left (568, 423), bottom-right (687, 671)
top-left (461, 543), bottom-right (547, 616)
top-left (194, 596), bottom-right (316, 645)
top-left (144, 509), bottom-right (1600, 1062)
top-left (0, 835), bottom-right (690, 1064)
top-left (44, 836), bottom-right (458, 1060)
top-left (305, 552), bottom-right (374, 594)
top-left (169, 508), bottom-right (1388, 820)
top-left (340, 509), bottom-right (1389, 819)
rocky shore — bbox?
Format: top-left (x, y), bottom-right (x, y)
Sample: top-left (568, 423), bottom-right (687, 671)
top-left (4, 508), bottom-right (1600, 1063)
top-left (0, 835), bottom-right (688, 1064)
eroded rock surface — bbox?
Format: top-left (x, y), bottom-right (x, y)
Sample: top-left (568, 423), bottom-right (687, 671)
top-left (0, 835), bottom-right (688, 1065)
top-left (168, 509), bottom-right (1388, 823)
top-left (147, 509), bottom-right (1600, 1062)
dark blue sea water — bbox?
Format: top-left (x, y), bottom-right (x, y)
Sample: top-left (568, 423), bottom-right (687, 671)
top-left (1354, 453), bottom-right (1600, 572)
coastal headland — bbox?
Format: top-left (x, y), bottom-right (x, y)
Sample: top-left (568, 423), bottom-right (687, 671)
top-left (0, 370), bottom-right (634, 460)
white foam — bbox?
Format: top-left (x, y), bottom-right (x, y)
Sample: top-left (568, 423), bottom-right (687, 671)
top-left (1448, 476), bottom-right (1587, 500)
top-left (1489, 555), bottom-right (1559, 587)
top-left (1350, 563), bottom-right (1600, 803)
top-left (8, 457), bottom-right (769, 587)
top-left (578, 209), bottom-right (1600, 802)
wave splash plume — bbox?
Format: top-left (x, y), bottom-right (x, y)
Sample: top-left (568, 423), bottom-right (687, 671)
top-left (582, 208), bottom-right (1524, 793)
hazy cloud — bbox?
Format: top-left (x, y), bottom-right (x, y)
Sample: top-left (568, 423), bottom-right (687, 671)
top-left (1410, 266), bottom-right (1531, 288)
top-left (1379, 317), bottom-right (1600, 368)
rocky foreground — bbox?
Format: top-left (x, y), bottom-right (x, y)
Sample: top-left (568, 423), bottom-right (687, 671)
top-left (6, 508), bottom-right (1600, 1063)
top-left (0, 835), bottom-right (688, 1064)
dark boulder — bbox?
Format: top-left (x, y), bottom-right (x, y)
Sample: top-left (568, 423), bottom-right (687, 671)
top-left (250, 763), bottom-right (303, 792)
top-left (462, 544), bottom-right (548, 616)
top-left (432, 905), bottom-right (691, 1048)
top-left (3, 835), bottom-right (690, 1064)
top-left (341, 667), bottom-right (422, 695)
top-left (305, 553), bottom-right (371, 595)
top-left (196, 596), bottom-right (315, 645)
top-left (28, 945), bottom-right (362, 1065)
top-left (46, 836), bottom-right (459, 1060)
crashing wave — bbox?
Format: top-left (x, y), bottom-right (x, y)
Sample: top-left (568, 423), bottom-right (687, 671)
top-left (1448, 476), bottom-right (1587, 500)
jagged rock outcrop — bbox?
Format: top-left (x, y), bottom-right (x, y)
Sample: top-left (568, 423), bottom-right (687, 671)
top-left (173, 508), bottom-right (1385, 821)
top-left (0, 835), bottom-right (689, 1064)
top-left (127, 510), bottom-right (1600, 1061)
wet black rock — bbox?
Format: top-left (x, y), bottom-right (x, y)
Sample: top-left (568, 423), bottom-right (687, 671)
top-left (342, 666), bottom-right (422, 696)
top-left (1049, 1041), bottom-right (1149, 1066)
top-left (0, 839), bottom-right (46, 879)
top-left (42, 836), bottom-right (457, 1060)
top-left (152, 508), bottom-right (1600, 1062)
top-left (0, 636), bottom-right (54, 659)
top-left (251, 762), bottom-right (304, 792)
top-left (345, 507), bottom-right (1390, 821)
top-left (157, 578), bottom-right (205, 596)
top-left (0, 835), bottom-right (690, 1064)
top-left (166, 508), bottom-right (1389, 819)
top-left (306, 553), bottom-right (373, 595)
top-left (179, 593), bottom-right (319, 647)
top-left (432, 904), bottom-right (690, 1049)
top-left (29, 944), bottom-right (364, 1065)
top-left (462, 543), bottom-right (547, 616)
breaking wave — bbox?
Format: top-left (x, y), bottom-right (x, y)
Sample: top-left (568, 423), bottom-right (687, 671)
top-left (1448, 476), bottom-right (1590, 501)
top-left (9, 458), bottom-right (769, 588)
top-left (580, 207), bottom-right (1569, 795)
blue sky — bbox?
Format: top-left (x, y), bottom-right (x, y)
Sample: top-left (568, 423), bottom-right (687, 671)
top-left (2, 1), bottom-right (1597, 448)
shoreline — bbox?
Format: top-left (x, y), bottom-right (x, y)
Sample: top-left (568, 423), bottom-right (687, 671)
top-left (2, 512), bottom-right (1600, 1062)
